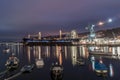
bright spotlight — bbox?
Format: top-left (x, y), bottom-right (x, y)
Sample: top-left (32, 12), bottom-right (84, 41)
top-left (98, 22), bottom-right (104, 26)
top-left (108, 18), bottom-right (112, 23)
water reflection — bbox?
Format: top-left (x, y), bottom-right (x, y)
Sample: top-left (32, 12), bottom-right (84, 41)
top-left (114, 47), bottom-right (120, 56)
top-left (109, 63), bottom-right (114, 77)
top-left (50, 46), bottom-right (63, 80)
top-left (79, 46), bottom-right (89, 58)
top-left (33, 46), bottom-right (36, 58)
top-left (35, 46), bottom-right (44, 68)
top-left (64, 46), bottom-right (67, 59)
top-left (45, 46), bottom-right (50, 58)
top-left (27, 46), bottom-right (31, 63)
top-left (71, 46), bottom-right (77, 66)
top-left (56, 45), bottom-right (60, 59)
top-left (1, 43), bottom-right (120, 80)
top-left (70, 46), bottom-right (88, 66)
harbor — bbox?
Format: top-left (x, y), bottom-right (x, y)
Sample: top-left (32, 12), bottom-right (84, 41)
top-left (0, 42), bottom-right (120, 80)
top-left (1, 0), bottom-right (120, 80)
top-left (0, 26), bottom-right (120, 80)
top-left (22, 27), bottom-right (120, 57)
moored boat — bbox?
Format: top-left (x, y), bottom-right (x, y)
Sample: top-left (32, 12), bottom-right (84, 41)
top-left (21, 64), bottom-right (34, 73)
top-left (5, 53), bottom-right (19, 69)
top-left (3, 48), bottom-right (10, 53)
top-left (94, 62), bottom-right (108, 76)
top-left (76, 58), bottom-right (85, 65)
top-left (50, 62), bottom-right (63, 80)
top-left (35, 46), bottom-right (45, 68)
top-left (35, 58), bottom-right (44, 68)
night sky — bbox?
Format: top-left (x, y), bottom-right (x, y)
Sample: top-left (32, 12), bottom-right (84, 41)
top-left (0, 0), bottom-right (120, 41)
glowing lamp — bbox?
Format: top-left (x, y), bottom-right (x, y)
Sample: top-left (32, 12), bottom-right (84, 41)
top-left (108, 18), bottom-right (112, 23)
top-left (98, 22), bottom-right (104, 26)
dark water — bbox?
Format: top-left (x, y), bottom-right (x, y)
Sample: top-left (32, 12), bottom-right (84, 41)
top-left (0, 43), bottom-right (120, 80)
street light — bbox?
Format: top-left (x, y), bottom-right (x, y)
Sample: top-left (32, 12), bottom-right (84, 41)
top-left (98, 21), bottom-right (104, 26)
top-left (108, 18), bottom-right (112, 23)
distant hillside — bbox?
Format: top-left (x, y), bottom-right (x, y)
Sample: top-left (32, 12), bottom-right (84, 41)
top-left (79, 27), bottom-right (120, 38)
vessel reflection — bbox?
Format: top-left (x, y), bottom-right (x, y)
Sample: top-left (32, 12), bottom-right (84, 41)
top-left (1, 43), bottom-right (119, 80)
top-left (35, 46), bottom-right (44, 68)
top-left (45, 46), bottom-right (50, 58)
top-left (50, 62), bottom-right (63, 80)
top-left (26, 46), bottom-right (31, 63)
top-left (71, 46), bottom-right (77, 66)
top-left (50, 46), bottom-right (63, 80)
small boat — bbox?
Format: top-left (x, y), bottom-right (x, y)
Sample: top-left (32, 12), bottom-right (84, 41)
top-left (50, 48), bottom-right (63, 80)
top-left (35, 46), bottom-right (44, 68)
top-left (76, 58), bottom-right (85, 65)
top-left (5, 53), bottom-right (19, 69)
top-left (21, 64), bottom-right (34, 73)
top-left (35, 59), bottom-right (44, 68)
top-left (50, 62), bottom-right (63, 80)
top-left (3, 48), bottom-right (10, 53)
top-left (94, 62), bottom-right (108, 76)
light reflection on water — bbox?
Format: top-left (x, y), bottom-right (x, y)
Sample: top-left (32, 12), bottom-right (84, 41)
top-left (0, 43), bottom-right (120, 80)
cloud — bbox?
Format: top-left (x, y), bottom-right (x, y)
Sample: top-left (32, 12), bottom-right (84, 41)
top-left (0, 0), bottom-right (120, 40)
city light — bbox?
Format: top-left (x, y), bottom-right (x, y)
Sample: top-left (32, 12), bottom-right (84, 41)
top-left (98, 21), bottom-right (104, 26)
top-left (92, 24), bottom-right (95, 27)
top-left (108, 18), bottom-right (112, 23)
top-left (87, 17), bottom-right (114, 28)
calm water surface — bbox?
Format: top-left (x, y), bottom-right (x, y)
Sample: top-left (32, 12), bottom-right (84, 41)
top-left (0, 43), bottom-right (120, 80)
